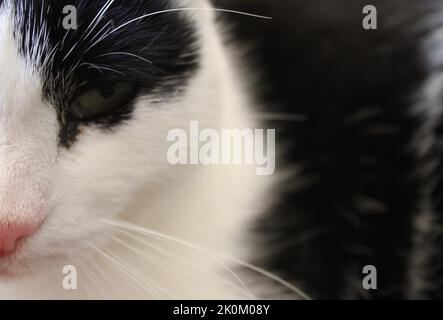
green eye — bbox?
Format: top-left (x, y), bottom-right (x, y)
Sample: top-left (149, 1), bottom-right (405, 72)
top-left (70, 83), bottom-right (137, 120)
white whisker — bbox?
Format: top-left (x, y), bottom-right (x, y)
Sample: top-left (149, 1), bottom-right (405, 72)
top-left (88, 20), bottom-right (114, 45)
top-left (86, 7), bottom-right (272, 52)
top-left (88, 243), bottom-right (171, 299)
top-left (63, 0), bottom-right (116, 61)
top-left (109, 234), bottom-right (185, 297)
top-left (66, 249), bottom-right (107, 299)
top-left (79, 62), bottom-right (127, 76)
top-left (103, 219), bottom-right (257, 299)
top-left (97, 52), bottom-right (153, 64)
top-left (100, 218), bottom-right (311, 300)
top-left (84, 0), bottom-right (117, 40)
top-left (112, 228), bottom-right (254, 299)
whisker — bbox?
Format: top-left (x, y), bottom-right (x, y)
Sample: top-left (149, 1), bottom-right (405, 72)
top-left (79, 62), bottom-right (127, 76)
top-left (90, 250), bottom-right (150, 299)
top-left (113, 228), bottom-right (254, 299)
top-left (102, 219), bottom-right (257, 299)
top-left (66, 249), bottom-right (107, 299)
top-left (86, 7), bottom-right (272, 52)
top-left (96, 52), bottom-right (153, 64)
top-left (109, 234), bottom-right (183, 297)
top-left (110, 233), bottom-right (253, 298)
top-left (88, 243), bottom-right (170, 299)
top-left (62, 41), bottom-right (79, 62)
top-left (63, 0), bottom-right (116, 61)
top-left (100, 218), bottom-right (311, 299)
top-left (84, 0), bottom-right (117, 40)
top-left (87, 243), bottom-right (159, 298)
top-left (88, 20), bottom-right (114, 46)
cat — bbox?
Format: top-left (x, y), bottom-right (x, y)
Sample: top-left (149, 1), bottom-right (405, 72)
top-left (0, 0), bottom-right (293, 299)
top-left (1, 0), bottom-right (442, 300)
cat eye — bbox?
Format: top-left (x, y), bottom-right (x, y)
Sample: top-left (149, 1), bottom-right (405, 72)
top-left (69, 83), bottom-right (138, 120)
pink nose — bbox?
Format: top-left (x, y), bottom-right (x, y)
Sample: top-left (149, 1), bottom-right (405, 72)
top-left (0, 224), bottom-right (37, 258)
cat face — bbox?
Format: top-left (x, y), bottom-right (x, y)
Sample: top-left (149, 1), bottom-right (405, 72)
top-left (0, 0), bottom-right (203, 274)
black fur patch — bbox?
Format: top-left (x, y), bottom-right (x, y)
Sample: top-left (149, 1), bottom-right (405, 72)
top-left (215, 0), bottom-right (443, 299)
top-left (13, 0), bottom-right (199, 146)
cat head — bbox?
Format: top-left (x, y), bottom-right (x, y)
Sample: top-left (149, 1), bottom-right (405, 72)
top-left (0, 0), bottom-right (210, 274)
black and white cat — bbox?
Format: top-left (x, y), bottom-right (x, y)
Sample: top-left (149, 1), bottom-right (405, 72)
top-left (0, 0), bottom-right (442, 300)
top-left (0, 0), bottom-right (285, 299)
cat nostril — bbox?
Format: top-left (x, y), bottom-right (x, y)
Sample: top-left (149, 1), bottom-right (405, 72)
top-left (0, 223), bottom-right (38, 258)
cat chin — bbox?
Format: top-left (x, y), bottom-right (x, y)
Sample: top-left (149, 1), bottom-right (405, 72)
top-left (0, 248), bottom-right (59, 277)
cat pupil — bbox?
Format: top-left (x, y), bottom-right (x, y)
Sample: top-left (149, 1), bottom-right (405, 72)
top-left (99, 86), bottom-right (116, 99)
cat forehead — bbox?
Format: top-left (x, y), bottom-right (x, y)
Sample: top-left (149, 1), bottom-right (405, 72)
top-left (1, 0), bottom-right (198, 102)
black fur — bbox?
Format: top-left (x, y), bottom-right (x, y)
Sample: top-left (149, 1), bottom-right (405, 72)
top-left (13, 0), bottom-right (199, 147)
top-left (215, 0), bottom-right (443, 299)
